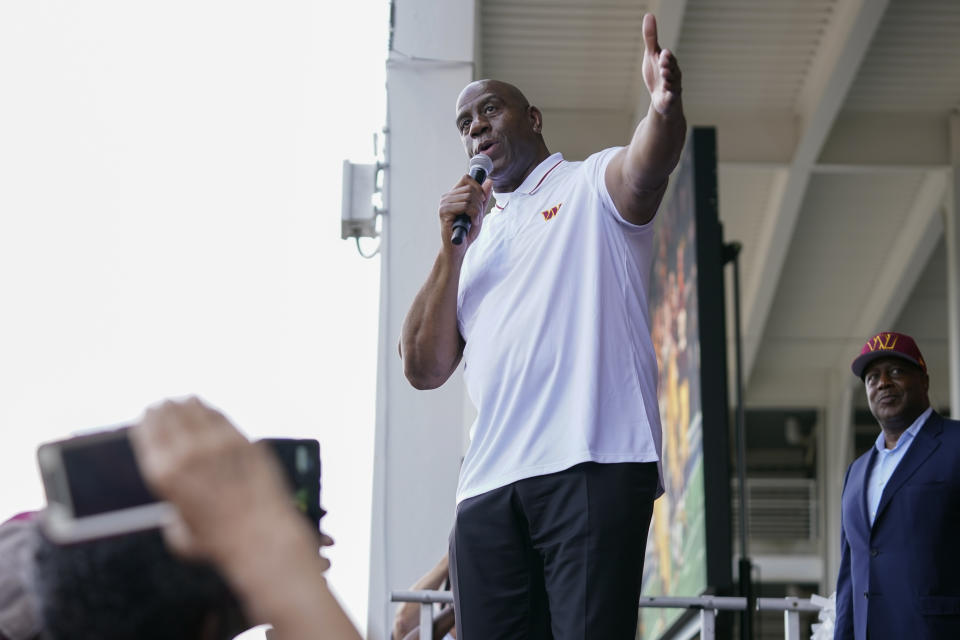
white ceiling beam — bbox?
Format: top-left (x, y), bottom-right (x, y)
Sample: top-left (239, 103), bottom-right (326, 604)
top-left (813, 164), bottom-right (948, 175)
top-left (833, 169), bottom-right (947, 371)
top-left (690, 110), bottom-right (796, 165)
top-left (540, 107), bottom-right (634, 160)
top-left (721, 162), bottom-right (791, 172)
top-left (743, 365), bottom-right (827, 407)
top-left (819, 111), bottom-right (950, 167)
top-left (741, 0), bottom-right (891, 383)
top-left (629, 0), bottom-right (688, 128)
top-left (703, 109), bottom-right (948, 170)
top-left (823, 368), bottom-right (856, 587)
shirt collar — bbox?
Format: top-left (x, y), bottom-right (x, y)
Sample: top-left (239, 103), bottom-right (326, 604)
top-left (492, 152), bottom-right (565, 210)
top-left (873, 406), bottom-right (932, 452)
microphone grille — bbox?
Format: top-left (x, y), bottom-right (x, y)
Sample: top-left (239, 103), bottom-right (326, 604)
top-left (469, 154), bottom-right (493, 174)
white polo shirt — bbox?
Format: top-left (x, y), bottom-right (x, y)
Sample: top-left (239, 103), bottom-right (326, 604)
top-left (456, 148), bottom-right (664, 504)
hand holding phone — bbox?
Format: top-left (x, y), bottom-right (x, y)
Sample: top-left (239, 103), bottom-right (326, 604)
top-left (133, 398), bottom-right (301, 561)
top-left (128, 397), bottom-right (342, 632)
top-left (38, 426), bottom-right (174, 543)
top-left (37, 398), bottom-right (322, 547)
top-left (38, 397), bottom-right (359, 640)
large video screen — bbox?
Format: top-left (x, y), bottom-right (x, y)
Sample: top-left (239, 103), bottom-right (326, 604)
top-left (640, 128), bottom-right (731, 639)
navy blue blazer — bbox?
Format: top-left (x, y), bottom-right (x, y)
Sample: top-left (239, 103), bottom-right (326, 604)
top-left (835, 411), bottom-right (960, 640)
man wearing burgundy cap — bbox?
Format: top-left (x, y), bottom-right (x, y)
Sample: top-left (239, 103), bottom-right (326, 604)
top-left (835, 331), bottom-right (960, 640)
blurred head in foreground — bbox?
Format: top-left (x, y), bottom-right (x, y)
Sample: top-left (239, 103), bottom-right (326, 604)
top-left (31, 520), bottom-right (248, 640)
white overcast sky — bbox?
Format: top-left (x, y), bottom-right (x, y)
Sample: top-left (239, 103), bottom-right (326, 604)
top-left (0, 1), bottom-right (388, 634)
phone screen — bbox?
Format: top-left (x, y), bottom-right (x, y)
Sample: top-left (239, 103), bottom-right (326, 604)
top-left (41, 430), bottom-right (323, 544)
top-left (61, 433), bottom-right (157, 517)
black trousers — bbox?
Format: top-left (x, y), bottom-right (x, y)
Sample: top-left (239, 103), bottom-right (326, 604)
top-left (449, 461), bottom-right (658, 639)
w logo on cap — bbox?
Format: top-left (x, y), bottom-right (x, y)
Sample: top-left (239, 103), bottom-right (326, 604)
top-left (866, 333), bottom-right (899, 352)
top-left (851, 330), bottom-right (927, 377)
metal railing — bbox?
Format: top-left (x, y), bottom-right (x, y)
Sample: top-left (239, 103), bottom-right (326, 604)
top-left (391, 590), bottom-right (453, 640)
top-left (637, 596), bottom-right (746, 639)
top-left (757, 596), bottom-right (823, 640)
top-left (390, 591), bottom-right (825, 640)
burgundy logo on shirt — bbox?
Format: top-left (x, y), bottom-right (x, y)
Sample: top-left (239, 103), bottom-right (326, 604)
top-left (541, 202), bottom-right (562, 221)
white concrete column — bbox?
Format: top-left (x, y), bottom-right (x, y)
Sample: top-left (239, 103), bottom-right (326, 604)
top-left (367, 2), bottom-right (478, 638)
top-left (946, 113), bottom-right (960, 417)
top-left (821, 368), bottom-right (854, 595)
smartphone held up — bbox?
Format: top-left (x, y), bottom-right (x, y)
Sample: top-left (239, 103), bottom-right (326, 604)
top-left (37, 426), bottom-right (323, 545)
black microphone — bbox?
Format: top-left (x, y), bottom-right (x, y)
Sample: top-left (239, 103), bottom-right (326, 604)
top-left (451, 154), bottom-right (494, 246)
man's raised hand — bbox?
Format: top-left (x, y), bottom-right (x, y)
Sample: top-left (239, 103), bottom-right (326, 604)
top-left (641, 13), bottom-right (682, 117)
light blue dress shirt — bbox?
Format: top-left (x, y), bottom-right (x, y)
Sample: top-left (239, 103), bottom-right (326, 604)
top-left (866, 406), bottom-right (933, 526)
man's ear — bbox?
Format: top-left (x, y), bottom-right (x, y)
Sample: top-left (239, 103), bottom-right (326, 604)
top-left (528, 105), bottom-right (543, 134)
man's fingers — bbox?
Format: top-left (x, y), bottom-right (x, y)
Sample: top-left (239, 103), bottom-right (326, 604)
top-left (660, 49), bottom-right (677, 69)
top-left (660, 68), bottom-right (680, 88)
top-left (643, 13), bottom-right (660, 57)
top-left (442, 185), bottom-right (488, 219)
top-left (449, 181), bottom-right (487, 200)
top-left (443, 195), bottom-right (483, 217)
top-left (657, 49), bottom-right (682, 97)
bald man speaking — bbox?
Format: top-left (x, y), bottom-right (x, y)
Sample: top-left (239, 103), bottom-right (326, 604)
top-left (400, 14), bottom-right (686, 639)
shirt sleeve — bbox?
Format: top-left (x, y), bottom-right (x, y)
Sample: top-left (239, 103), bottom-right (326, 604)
top-left (587, 147), bottom-right (655, 232)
